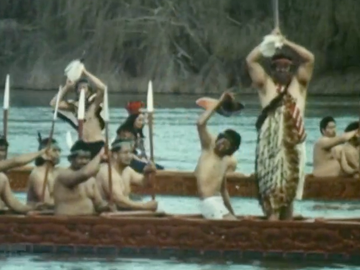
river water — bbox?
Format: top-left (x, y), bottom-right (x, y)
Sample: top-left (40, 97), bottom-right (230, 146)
top-left (2, 94), bottom-right (360, 269)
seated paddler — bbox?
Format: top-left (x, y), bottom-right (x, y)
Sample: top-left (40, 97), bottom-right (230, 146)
top-left (331, 121), bottom-right (360, 178)
top-left (26, 133), bottom-right (61, 209)
top-left (195, 91), bottom-right (242, 220)
top-left (53, 140), bottom-right (116, 216)
top-left (49, 65), bottom-right (106, 157)
top-left (116, 101), bottom-right (164, 173)
top-left (246, 27), bottom-right (315, 220)
top-left (0, 136), bottom-right (48, 214)
top-left (96, 138), bottom-right (158, 211)
top-left (312, 116), bottom-right (358, 177)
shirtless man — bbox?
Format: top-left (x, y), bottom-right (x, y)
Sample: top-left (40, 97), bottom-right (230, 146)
top-left (96, 139), bottom-right (158, 211)
top-left (53, 140), bottom-right (115, 215)
top-left (246, 27), bottom-right (314, 220)
top-left (195, 92), bottom-right (241, 220)
top-left (333, 122), bottom-right (360, 177)
top-left (50, 68), bottom-right (106, 156)
top-left (312, 116), bottom-right (357, 177)
top-left (26, 134), bottom-right (61, 208)
top-left (0, 137), bottom-right (47, 214)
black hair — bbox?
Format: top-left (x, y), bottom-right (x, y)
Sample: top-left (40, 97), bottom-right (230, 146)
top-left (35, 132), bottom-right (59, 166)
top-left (345, 121), bottom-right (359, 132)
top-left (320, 116), bottom-right (335, 134)
top-left (116, 113), bottom-right (145, 138)
top-left (217, 129), bottom-right (241, 155)
top-left (75, 77), bottom-right (93, 93)
top-left (68, 140), bottom-right (90, 159)
top-left (110, 138), bottom-right (133, 152)
top-left (0, 136), bottom-right (9, 148)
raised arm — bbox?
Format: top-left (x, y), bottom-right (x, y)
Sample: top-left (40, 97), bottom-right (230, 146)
top-left (0, 149), bottom-right (45, 172)
top-left (283, 39), bottom-right (315, 86)
top-left (57, 152), bottom-right (102, 189)
top-left (50, 81), bottom-right (74, 111)
top-left (318, 130), bottom-right (357, 150)
top-left (197, 93), bottom-right (230, 149)
top-left (0, 174), bottom-right (32, 214)
top-left (83, 68), bottom-right (106, 108)
top-left (246, 44), bottom-right (267, 88)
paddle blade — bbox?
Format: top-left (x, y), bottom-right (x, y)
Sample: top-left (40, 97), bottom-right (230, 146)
top-left (147, 81), bottom-right (154, 113)
top-left (78, 89), bottom-right (86, 120)
top-left (65, 60), bottom-right (84, 82)
top-left (103, 86), bottom-right (109, 121)
top-left (196, 97), bottom-right (245, 117)
top-left (53, 85), bottom-right (62, 121)
top-left (3, 74), bottom-right (10, 109)
top-left (66, 131), bottom-right (74, 149)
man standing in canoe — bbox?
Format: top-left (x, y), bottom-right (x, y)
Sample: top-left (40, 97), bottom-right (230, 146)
top-left (49, 67), bottom-right (106, 157)
top-left (0, 137), bottom-right (48, 214)
top-left (26, 133), bottom-right (61, 208)
top-left (53, 140), bottom-right (115, 215)
top-left (246, 27), bottom-right (315, 220)
top-left (96, 138), bottom-right (158, 211)
top-left (312, 116), bottom-right (357, 177)
top-left (195, 92), bottom-right (241, 220)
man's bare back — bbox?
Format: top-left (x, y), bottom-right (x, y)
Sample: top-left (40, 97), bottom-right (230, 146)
top-left (195, 92), bottom-right (241, 220)
top-left (27, 137), bottom-right (61, 207)
top-left (27, 166), bottom-right (57, 207)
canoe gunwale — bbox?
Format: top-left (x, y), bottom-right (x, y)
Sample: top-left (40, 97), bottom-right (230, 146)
top-left (6, 167), bottom-right (360, 200)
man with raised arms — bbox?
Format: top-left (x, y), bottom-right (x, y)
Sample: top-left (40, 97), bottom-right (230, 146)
top-left (312, 116), bottom-right (357, 177)
top-left (0, 137), bottom-right (47, 214)
top-left (50, 67), bottom-right (106, 156)
top-left (53, 140), bottom-right (115, 215)
top-left (246, 27), bottom-right (314, 220)
top-left (96, 139), bottom-right (158, 211)
top-left (26, 133), bottom-right (61, 208)
top-left (195, 92), bottom-right (241, 220)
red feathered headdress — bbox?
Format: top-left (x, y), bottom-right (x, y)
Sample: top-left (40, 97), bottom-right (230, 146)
top-left (126, 101), bottom-right (145, 115)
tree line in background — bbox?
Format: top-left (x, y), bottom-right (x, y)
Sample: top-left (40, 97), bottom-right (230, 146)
top-left (0, 0), bottom-right (359, 94)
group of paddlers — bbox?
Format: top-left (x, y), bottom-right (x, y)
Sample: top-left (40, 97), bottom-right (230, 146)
top-left (0, 27), bottom-right (357, 221)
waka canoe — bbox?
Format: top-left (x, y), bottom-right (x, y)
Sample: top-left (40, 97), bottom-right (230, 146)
top-left (0, 213), bottom-right (359, 261)
top-left (6, 166), bottom-right (360, 201)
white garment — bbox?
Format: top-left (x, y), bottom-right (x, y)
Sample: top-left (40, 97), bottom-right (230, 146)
top-left (200, 196), bottom-right (229, 220)
top-left (295, 141), bottom-right (306, 200)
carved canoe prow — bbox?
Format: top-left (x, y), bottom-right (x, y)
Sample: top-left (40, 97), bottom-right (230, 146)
top-left (0, 214), bottom-right (359, 260)
top-left (6, 167), bottom-right (360, 200)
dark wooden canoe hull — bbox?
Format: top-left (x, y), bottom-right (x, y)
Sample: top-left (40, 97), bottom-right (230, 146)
top-left (0, 214), bottom-right (359, 260)
top-left (6, 167), bottom-right (360, 201)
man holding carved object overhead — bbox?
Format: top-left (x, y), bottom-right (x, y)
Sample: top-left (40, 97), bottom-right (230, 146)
top-left (246, 26), bottom-right (315, 221)
top-left (49, 59), bottom-right (106, 158)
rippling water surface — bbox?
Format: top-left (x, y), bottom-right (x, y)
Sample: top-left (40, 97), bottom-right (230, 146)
top-left (2, 94), bottom-right (360, 269)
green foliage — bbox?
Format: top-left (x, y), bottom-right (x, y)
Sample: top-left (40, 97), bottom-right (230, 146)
top-left (0, 0), bottom-right (359, 94)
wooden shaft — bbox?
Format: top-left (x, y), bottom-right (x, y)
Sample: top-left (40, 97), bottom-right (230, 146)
top-left (148, 112), bottom-right (155, 200)
top-left (273, 0), bottom-right (279, 28)
top-left (41, 119), bottom-right (56, 202)
top-left (104, 122), bottom-right (113, 204)
top-left (78, 120), bottom-right (84, 140)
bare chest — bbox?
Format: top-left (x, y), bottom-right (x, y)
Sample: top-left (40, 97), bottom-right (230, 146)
top-left (259, 79), bottom-right (306, 114)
